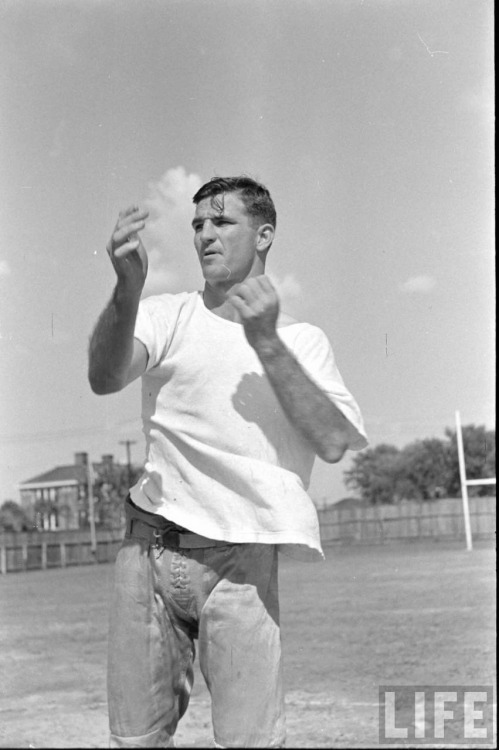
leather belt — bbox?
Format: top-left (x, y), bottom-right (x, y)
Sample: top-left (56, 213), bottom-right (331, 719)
top-left (126, 518), bottom-right (229, 550)
top-left (124, 497), bottom-right (228, 550)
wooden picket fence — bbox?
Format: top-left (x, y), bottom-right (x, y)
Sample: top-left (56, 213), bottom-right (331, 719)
top-left (0, 496), bottom-right (495, 573)
top-left (318, 495), bottom-right (496, 546)
top-left (0, 528), bottom-right (124, 575)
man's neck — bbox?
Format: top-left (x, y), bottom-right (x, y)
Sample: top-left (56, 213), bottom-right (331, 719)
top-left (202, 284), bottom-right (241, 322)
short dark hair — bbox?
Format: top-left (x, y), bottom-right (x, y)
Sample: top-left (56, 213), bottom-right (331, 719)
top-left (192, 176), bottom-right (276, 228)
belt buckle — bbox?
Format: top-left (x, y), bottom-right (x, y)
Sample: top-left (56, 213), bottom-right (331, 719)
top-left (153, 528), bottom-right (180, 550)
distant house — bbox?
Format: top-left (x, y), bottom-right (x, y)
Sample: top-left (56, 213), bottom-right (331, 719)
top-left (18, 452), bottom-right (115, 531)
top-left (331, 497), bottom-right (366, 509)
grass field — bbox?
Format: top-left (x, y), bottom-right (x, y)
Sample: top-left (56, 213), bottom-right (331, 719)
top-left (0, 540), bottom-right (495, 748)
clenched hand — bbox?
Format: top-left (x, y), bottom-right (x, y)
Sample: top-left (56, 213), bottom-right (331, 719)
top-left (229, 275), bottom-right (280, 350)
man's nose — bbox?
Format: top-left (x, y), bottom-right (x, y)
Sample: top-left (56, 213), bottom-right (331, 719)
top-left (200, 220), bottom-right (216, 242)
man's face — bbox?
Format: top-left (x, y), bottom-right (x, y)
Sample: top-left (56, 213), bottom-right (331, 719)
top-left (192, 191), bottom-right (262, 286)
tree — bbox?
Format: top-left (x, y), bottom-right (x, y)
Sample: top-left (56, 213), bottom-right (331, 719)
top-left (397, 438), bottom-right (451, 500)
top-left (0, 500), bottom-right (31, 532)
top-left (445, 424), bottom-right (496, 497)
top-left (92, 462), bottom-right (143, 529)
top-left (344, 444), bottom-right (402, 504)
top-left (343, 424), bottom-right (495, 504)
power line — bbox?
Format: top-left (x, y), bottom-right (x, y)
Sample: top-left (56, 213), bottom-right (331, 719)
top-left (0, 422), bottom-right (142, 445)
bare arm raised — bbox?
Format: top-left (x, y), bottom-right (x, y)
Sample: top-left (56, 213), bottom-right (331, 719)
top-left (229, 275), bottom-right (353, 464)
top-left (88, 206), bottom-right (150, 395)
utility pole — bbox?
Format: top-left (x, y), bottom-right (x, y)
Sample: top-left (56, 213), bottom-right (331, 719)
top-left (119, 440), bottom-right (136, 487)
top-left (86, 455), bottom-right (97, 560)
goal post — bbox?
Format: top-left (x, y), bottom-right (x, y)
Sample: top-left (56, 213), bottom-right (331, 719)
top-left (455, 410), bottom-right (496, 551)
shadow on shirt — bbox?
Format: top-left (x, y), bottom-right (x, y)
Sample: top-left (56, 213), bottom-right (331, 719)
top-left (231, 371), bottom-right (299, 458)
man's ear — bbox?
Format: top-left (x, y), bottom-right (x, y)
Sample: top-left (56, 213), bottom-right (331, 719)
top-left (256, 223), bottom-right (275, 254)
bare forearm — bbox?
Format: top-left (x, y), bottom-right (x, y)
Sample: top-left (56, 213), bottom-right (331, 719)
top-left (88, 283), bottom-right (141, 394)
top-left (88, 205), bottom-right (149, 394)
top-left (254, 336), bottom-right (350, 463)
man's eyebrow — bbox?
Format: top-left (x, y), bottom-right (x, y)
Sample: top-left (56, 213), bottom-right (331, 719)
top-left (191, 216), bottom-right (209, 228)
top-left (191, 213), bottom-right (231, 228)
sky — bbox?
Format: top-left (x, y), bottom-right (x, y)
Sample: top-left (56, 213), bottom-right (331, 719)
top-left (0, 0), bottom-right (494, 506)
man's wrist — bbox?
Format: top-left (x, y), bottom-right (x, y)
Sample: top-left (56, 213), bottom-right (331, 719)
top-left (113, 278), bottom-right (143, 307)
top-left (251, 333), bottom-right (286, 360)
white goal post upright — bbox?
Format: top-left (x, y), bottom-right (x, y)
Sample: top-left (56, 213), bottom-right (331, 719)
top-left (455, 411), bottom-right (473, 551)
top-left (455, 410), bottom-right (496, 552)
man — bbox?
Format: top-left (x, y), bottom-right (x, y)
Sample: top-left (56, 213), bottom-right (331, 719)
top-left (88, 175), bottom-right (367, 748)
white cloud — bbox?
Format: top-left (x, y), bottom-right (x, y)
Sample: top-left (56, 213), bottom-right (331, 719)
top-left (268, 272), bottom-right (303, 312)
top-left (399, 275), bottom-right (436, 294)
top-left (0, 260), bottom-right (11, 277)
top-left (141, 166), bottom-right (203, 296)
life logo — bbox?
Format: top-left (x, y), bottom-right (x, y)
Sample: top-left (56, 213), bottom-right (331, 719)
top-left (379, 685), bottom-right (494, 744)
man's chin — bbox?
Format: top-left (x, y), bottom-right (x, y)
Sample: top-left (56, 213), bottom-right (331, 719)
top-left (202, 267), bottom-right (234, 285)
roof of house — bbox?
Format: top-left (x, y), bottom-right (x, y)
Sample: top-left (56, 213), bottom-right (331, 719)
top-left (19, 464), bottom-right (88, 488)
top-left (333, 496), bottom-right (366, 507)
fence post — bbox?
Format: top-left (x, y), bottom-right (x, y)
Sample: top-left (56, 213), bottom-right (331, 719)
top-left (22, 543), bottom-right (28, 571)
top-left (60, 542), bottom-right (66, 568)
top-left (375, 504), bottom-right (385, 544)
top-left (358, 505), bottom-right (364, 541)
top-left (1, 546), bottom-right (6, 575)
top-left (41, 542), bottom-right (47, 570)
top-left (417, 500), bottom-right (422, 539)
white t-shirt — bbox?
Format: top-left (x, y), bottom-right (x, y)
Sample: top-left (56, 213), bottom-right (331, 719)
top-left (130, 291), bottom-right (367, 561)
